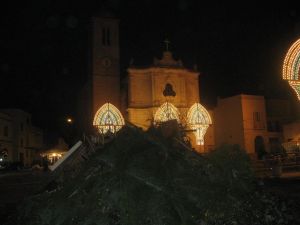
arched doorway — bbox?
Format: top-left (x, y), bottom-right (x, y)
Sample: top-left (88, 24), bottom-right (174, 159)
top-left (93, 103), bottom-right (125, 134)
top-left (254, 136), bottom-right (266, 159)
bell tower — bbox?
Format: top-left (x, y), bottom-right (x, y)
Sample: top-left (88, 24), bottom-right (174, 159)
top-left (91, 15), bottom-right (120, 116)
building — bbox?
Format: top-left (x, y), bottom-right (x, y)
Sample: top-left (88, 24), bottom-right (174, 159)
top-left (266, 99), bottom-right (293, 152)
top-left (214, 94), bottom-right (295, 156)
top-left (78, 15), bottom-right (213, 152)
top-left (282, 121), bottom-right (300, 153)
top-left (214, 95), bottom-right (269, 156)
top-left (0, 109), bottom-right (43, 166)
top-left (127, 50), bottom-right (199, 129)
top-left (78, 14), bottom-right (121, 132)
top-left (0, 112), bottom-right (13, 162)
top-left (79, 15), bottom-right (296, 156)
top-left (127, 50), bottom-right (214, 151)
top-left (283, 121), bottom-right (300, 142)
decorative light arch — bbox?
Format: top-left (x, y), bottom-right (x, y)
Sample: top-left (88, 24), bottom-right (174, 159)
top-left (154, 102), bottom-right (180, 123)
top-left (283, 38), bottom-right (300, 100)
top-left (93, 103), bottom-right (125, 134)
top-left (187, 103), bottom-right (212, 145)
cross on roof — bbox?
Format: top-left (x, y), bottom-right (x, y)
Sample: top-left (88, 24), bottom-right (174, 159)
top-left (164, 39), bottom-right (170, 51)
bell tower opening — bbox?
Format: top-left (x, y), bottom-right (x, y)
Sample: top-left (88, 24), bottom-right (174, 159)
top-left (102, 27), bottom-right (111, 46)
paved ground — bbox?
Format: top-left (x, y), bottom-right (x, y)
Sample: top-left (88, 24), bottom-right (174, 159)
top-left (0, 170), bottom-right (49, 224)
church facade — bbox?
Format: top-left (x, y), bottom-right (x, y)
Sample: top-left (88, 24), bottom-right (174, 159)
top-left (81, 15), bottom-right (293, 156)
top-left (127, 50), bottom-right (200, 129)
top-left (127, 51), bottom-right (215, 152)
top-left (80, 15), bottom-right (213, 152)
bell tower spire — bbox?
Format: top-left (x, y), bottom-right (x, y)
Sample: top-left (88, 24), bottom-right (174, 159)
top-left (164, 38), bottom-right (170, 51)
top-left (91, 14), bottom-right (121, 116)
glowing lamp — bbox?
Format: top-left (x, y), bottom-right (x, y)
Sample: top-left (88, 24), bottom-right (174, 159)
top-left (283, 38), bottom-right (300, 100)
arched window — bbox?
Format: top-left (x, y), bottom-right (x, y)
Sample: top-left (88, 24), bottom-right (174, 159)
top-left (187, 103), bottom-right (212, 145)
top-left (154, 102), bottom-right (180, 123)
top-left (93, 103), bottom-right (125, 134)
top-left (102, 27), bottom-right (111, 46)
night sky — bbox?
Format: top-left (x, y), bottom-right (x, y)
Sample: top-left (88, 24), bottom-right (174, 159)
top-left (1, 1), bottom-right (300, 134)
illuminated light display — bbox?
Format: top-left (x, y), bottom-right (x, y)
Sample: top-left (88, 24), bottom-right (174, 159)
top-left (93, 103), bottom-right (125, 134)
top-left (40, 152), bottom-right (64, 165)
top-left (283, 38), bottom-right (300, 100)
top-left (187, 103), bottom-right (212, 145)
top-left (154, 102), bottom-right (180, 123)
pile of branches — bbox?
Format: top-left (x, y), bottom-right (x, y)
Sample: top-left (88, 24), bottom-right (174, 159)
top-left (9, 125), bottom-right (298, 225)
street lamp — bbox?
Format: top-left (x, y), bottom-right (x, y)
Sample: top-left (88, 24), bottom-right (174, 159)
top-left (67, 118), bottom-right (72, 124)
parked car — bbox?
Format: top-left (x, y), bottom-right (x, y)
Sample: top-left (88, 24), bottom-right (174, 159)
top-left (0, 150), bottom-right (8, 169)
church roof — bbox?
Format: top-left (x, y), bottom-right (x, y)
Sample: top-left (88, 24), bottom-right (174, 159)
top-left (153, 51), bottom-right (184, 68)
top-left (128, 48), bottom-right (199, 73)
top-left (128, 51), bottom-right (198, 73)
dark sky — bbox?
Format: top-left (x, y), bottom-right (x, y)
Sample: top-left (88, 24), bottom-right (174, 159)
top-left (1, 1), bottom-right (300, 133)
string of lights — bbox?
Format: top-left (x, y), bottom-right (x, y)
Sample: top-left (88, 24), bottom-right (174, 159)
top-left (283, 38), bottom-right (300, 99)
top-left (93, 103), bottom-right (125, 134)
top-left (154, 102), bottom-right (180, 123)
top-left (187, 103), bottom-right (212, 146)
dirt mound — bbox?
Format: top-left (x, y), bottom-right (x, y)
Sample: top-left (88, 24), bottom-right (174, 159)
top-left (10, 126), bottom-right (298, 225)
